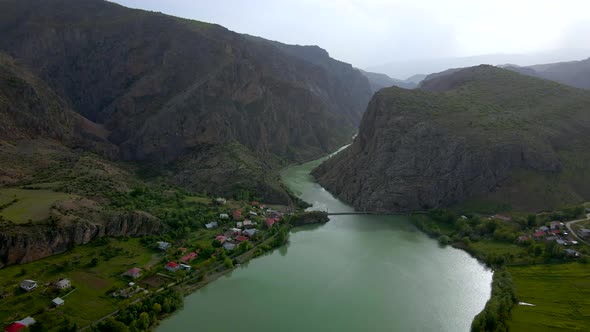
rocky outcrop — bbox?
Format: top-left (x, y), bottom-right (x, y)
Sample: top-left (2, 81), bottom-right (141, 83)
top-left (0, 211), bottom-right (165, 265)
top-left (313, 66), bottom-right (590, 212)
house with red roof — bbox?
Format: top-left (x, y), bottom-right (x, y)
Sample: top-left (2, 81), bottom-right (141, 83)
top-left (251, 201), bottom-right (260, 207)
top-left (5, 317), bottom-right (35, 332)
top-left (235, 235), bottom-right (248, 242)
top-left (165, 262), bottom-right (179, 272)
top-left (124, 268), bottom-right (142, 279)
top-left (215, 235), bottom-right (227, 244)
top-left (551, 229), bottom-right (561, 235)
top-left (4, 323), bottom-right (25, 332)
top-left (233, 210), bottom-right (242, 221)
top-left (533, 230), bottom-right (545, 239)
top-left (180, 252), bottom-right (198, 263)
top-left (266, 218), bottom-right (277, 228)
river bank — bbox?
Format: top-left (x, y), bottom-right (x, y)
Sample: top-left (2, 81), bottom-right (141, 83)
top-left (155, 155), bottom-right (492, 332)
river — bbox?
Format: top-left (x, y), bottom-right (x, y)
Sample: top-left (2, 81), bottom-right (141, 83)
top-left (157, 154), bottom-right (492, 332)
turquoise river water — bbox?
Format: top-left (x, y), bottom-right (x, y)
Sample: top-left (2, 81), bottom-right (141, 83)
top-left (158, 155), bottom-right (492, 332)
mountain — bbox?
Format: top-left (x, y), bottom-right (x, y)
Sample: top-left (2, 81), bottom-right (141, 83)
top-left (368, 49), bottom-right (590, 80)
top-left (0, 0), bottom-right (373, 203)
top-left (312, 66), bottom-right (590, 212)
top-left (359, 70), bottom-right (416, 92)
top-left (504, 58), bottom-right (590, 90)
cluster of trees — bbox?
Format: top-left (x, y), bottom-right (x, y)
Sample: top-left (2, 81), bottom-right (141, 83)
top-left (471, 269), bottom-right (517, 332)
top-left (93, 289), bottom-right (183, 332)
top-left (108, 186), bottom-right (225, 237)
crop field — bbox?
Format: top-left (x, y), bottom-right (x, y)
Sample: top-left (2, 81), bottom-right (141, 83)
top-left (508, 263), bottom-right (590, 331)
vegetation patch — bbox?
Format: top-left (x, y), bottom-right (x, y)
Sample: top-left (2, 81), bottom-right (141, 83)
top-left (0, 188), bottom-right (73, 223)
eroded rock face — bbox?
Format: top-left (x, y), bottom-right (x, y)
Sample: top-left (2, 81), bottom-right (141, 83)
top-left (313, 66), bottom-right (590, 212)
top-left (0, 211), bottom-right (165, 265)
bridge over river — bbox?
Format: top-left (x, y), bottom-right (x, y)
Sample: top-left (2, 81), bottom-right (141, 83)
top-left (324, 211), bottom-right (427, 216)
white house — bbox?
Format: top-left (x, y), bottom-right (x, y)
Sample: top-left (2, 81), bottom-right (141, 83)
top-left (219, 214), bottom-right (229, 219)
top-left (20, 280), bottom-right (37, 292)
top-left (205, 221), bottom-right (219, 229)
top-left (52, 297), bottom-right (65, 307)
top-left (54, 278), bottom-right (71, 290)
top-left (157, 241), bottom-right (171, 250)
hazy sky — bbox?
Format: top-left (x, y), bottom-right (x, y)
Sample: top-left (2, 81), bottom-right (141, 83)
top-left (112, 0), bottom-right (590, 68)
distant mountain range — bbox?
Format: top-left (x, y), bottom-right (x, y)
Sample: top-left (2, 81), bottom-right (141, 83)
top-left (503, 57), bottom-right (590, 90)
top-left (359, 70), bottom-right (417, 92)
top-left (313, 65), bottom-right (590, 212)
top-left (367, 49), bottom-right (590, 80)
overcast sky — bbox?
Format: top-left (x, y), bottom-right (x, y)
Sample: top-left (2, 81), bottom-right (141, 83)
top-left (112, 0), bottom-right (590, 68)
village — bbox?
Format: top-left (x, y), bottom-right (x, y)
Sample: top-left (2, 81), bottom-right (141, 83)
top-left (3, 198), bottom-right (289, 332)
top-left (511, 210), bottom-right (590, 258)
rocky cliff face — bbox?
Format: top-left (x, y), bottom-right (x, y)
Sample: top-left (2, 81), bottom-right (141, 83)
top-left (0, 211), bottom-right (165, 265)
top-left (313, 66), bottom-right (590, 212)
top-left (0, 0), bottom-right (372, 201)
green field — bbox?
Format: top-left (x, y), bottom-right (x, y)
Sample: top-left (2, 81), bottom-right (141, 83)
top-left (509, 263), bottom-right (590, 331)
top-left (0, 188), bottom-right (74, 223)
top-left (0, 238), bottom-right (155, 327)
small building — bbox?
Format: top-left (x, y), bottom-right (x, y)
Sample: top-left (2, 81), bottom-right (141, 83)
top-left (243, 229), bottom-right (259, 237)
top-left (219, 214), bottom-right (229, 219)
top-left (550, 229), bottom-right (561, 235)
top-left (165, 262), bottom-right (180, 272)
top-left (235, 235), bottom-right (248, 242)
top-left (243, 220), bottom-right (254, 228)
top-left (5, 316), bottom-right (36, 332)
top-left (564, 249), bottom-right (581, 257)
top-left (556, 239), bottom-right (567, 246)
top-left (205, 221), bottom-right (219, 229)
top-left (19, 280), bottom-right (37, 292)
top-left (179, 264), bottom-right (192, 271)
top-left (236, 222), bottom-right (243, 228)
top-left (579, 229), bottom-right (590, 238)
top-left (539, 226), bottom-right (550, 232)
top-left (215, 235), bottom-right (227, 244)
top-left (157, 241), bottom-right (171, 251)
top-left (215, 198), bottom-right (227, 205)
top-left (533, 230), bottom-right (545, 239)
top-left (53, 278), bottom-right (71, 290)
top-left (124, 267), bottom-right (142, 279)
top-left (230, 228), bottom-right (242, 236)
top-left (222, 242), bottom-right (236, 251)
top-left (52, 297), bottom-right (65, 307)
top-left (550, 221), bottom-right (560, 230)
top-left (232, 210), bottom-right (242, 221)
top-left (266, 218), bottom-right (277, 228)
top-left (4, 322), bottom-right (26, 332)
top-left (516, 235), bottom-right (529, 243)
top-left (249, 211), bottom-right (258, 217)
top-left (251, 201), bottom-right (260, 207)
top-left (180, 252), bottom-right (198, 263)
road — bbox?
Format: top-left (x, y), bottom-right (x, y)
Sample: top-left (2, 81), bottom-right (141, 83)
top-left (565, 218), bottom-right (590, 246)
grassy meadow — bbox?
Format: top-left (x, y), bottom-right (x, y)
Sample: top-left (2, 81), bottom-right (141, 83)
top-left (0, 188), bottom-right (74, 223)
top-left (0, 238), bottom-right (155, 327)
top-left (509, 263), bottom-right (590, 331)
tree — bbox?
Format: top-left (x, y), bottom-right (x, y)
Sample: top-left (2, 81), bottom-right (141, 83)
top-left (223, 257), bottom-right (233, 269)
top-left (138, 312), bottom-right (150, 330)
top-left (527, 214), bottom-right (537, 228)
top-left (152, 303), bottom-right (162, 314)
